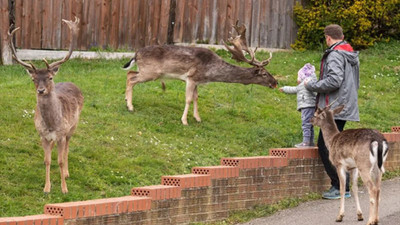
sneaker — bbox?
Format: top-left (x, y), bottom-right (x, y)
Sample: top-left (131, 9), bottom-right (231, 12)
top-left (322, 186), bottom-right (351, 199)
top-left (294, 142), bottom-right (313, 148)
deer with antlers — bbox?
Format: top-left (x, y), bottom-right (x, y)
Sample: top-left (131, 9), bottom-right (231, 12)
top-left (123, 21), bottom-right (277, 125)
top-left (9, 17), bottom-right (83, 193)
top-left (310, 104), bottom-right (388, 225)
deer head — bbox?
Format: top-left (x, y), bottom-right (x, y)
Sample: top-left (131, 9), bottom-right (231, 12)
top-left (223, 21), bottom-right (277, 88)
top-left (8, 17), bottom-right (80, 96)
top-left (310, 104), bottom-right (345, 127)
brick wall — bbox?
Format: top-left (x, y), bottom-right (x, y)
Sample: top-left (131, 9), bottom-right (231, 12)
top-left (1, 131), bottom-right (400, 225)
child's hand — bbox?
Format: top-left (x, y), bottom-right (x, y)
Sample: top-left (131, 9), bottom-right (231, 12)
top-left (304, 77), bottom-right (311, 86)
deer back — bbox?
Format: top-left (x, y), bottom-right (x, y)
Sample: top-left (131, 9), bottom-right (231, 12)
top-left (135, 45), bottom-right (220, 77)
top-left (329, 128), bottom-right (388, 170)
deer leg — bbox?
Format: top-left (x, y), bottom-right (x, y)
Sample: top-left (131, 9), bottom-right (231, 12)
top-left (350, 168), bottom-right (363, 221)
top-left (42, 139), bottom-right (54, 193)
top-left (336, 166), bottom-right (347, 222)
top-left (372, 170), bottom-right (382, 225)
top-left (125, 71), bottom-right (139, 111)
top-left (182, 80), bottom-right (196, 125)
top-left (57, 137), bottom-right (68, 194)
top-left (63, 136), bottom-right (71, 178)
top-left (193, 86), bottom-right (201, 122)
top-left (359, 169), bottom-right (378, 225)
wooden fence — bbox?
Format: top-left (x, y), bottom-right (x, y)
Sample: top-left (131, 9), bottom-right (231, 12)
top-left (1, 0), bottom-right (299, 57)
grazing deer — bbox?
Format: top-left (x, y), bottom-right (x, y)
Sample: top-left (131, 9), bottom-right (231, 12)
top-left (123, 21), bottom-right (277, 125)
top-left (310, 104), bottom-right (388, 225)
top-left (9, 17), bottom-right (83, 193)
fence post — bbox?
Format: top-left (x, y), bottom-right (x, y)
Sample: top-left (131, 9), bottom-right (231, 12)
top-left (1, 0), bottom-right (12, 65)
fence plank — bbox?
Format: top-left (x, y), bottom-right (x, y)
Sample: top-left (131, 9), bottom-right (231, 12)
top-left (269, 0), bottom-right (278, 48)
top-left (30, 0), bottom-right (41, 49)
top-left (61, 0), bottom-right (72, 49)
top-left (1, 0), bottom-right (12, 64)
top-left (259, 0), bottom-right (269, 47)
top-left (52, 0), bottom-right (63, 49)
top-left (158, 0), bottom-right (171, 45)
top-left (250, 0), bottom-right (260, 47)
top-left (41, 0), bottom-right (52, 49)
top-left (220, 0), bottom-right (229, 45)
top-left (242, 0), bottom-right (252, 45)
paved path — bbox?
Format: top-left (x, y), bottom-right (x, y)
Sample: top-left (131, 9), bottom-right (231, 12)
top-left (240, 177), bottom-right (400, 225)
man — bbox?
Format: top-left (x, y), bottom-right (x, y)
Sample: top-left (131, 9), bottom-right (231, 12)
top-left (305, 24), bottom-right (360, 199)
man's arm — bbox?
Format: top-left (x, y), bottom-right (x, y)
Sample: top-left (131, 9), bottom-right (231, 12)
top-left (305, 52), bottom-right (345, 93)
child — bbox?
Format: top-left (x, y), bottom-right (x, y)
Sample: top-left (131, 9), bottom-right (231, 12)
top-left (280, 63), bottom-right (317, 148)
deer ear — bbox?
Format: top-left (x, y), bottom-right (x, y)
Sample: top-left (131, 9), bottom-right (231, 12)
top-left (25, 69), bottom-right (35, 77)
top-left (50, 66), bottom-right (60, 75)
top-left (332, 105), bottom-right (345, 114)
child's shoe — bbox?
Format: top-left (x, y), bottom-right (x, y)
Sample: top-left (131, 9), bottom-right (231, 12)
top-left (294, 142), bottom-right (314, 148)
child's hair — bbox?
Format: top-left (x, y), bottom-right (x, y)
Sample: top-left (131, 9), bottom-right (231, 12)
top-left (298, 63), bottom-right (316, 82)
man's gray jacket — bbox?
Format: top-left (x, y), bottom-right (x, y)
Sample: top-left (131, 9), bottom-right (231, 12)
top-left (305, 43), bottom-right (360, 121)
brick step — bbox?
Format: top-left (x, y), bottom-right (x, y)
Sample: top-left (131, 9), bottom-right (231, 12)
top-left (0, 214), bottom-right (63, 225)
top-left (269, 147), bottom-right (319, 159)
top-left (44, 196), bottom-right (151, 219)
top-left (192, 166), bottom-right (239, 179)
top-left (131, 185), bottom-right (181, 200)
top-left (220, 156), bottom-right (288, 169)
top-left (162, 174), bottom-right (211, 188)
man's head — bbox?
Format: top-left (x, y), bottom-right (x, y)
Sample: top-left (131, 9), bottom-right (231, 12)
top-left (324, 24), bottom-right (344, 47)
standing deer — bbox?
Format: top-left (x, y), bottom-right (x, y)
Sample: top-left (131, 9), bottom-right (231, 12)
top-left (123, 21), bottom-right (277, 125)
top-left (9, 17), bottom-right (83, 193)
top-left (310, 104), bottom-right (388, 225)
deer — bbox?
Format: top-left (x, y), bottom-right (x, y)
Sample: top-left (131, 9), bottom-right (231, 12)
top-left (8, 17), bottom-right (83, 194)
top-left (123, 21), bottom-right (277, 125)
top-left (310, 104), bottom-right (389, 225)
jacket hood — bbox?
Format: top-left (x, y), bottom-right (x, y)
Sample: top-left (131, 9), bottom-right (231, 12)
top-left (326, 48), bottom-right (359, 66)
top-left (339, 50), bottom-right (359, 66)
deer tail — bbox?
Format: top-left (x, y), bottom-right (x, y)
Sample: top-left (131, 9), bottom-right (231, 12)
top-left (122, 54), bottom-right (136, 70)
top-left (370, 139), bottom-right (389, 173)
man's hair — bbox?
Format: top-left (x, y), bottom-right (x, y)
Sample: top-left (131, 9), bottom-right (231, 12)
top-left (324, 24), bottom-right (343, 39)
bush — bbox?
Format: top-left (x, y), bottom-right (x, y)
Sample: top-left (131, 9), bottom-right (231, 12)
top-left (292, 0), bottom-right (400, 50)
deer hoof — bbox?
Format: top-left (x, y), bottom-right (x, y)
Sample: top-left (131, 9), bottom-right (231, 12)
top-left (335, 215), bottom-right (344, 222)
top-left (357, 213), bottom-right (363, 221)
top-left (43, 185), bottom-right (51, 193)
top-left (127, 105), bottom-right (134, 112)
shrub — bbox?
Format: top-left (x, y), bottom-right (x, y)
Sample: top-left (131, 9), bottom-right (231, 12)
top-left (292, 0), bottom-right (400, 50)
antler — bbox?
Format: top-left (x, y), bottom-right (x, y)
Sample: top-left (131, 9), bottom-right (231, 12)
top-left (223, 21), bottom-right (272, 67)
top-left (326, 97), bottom-right (339, 109)
top-left (47, 17), bottom-right (80, 69)
top-left (8, 26), bottom-right (36, 71)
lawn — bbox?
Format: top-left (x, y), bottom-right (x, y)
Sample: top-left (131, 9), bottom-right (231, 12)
top-left (0, 40), bottom-right (399, 217)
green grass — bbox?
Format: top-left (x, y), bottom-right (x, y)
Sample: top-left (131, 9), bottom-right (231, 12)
top-left (0, 40), bottom-right (399, 217)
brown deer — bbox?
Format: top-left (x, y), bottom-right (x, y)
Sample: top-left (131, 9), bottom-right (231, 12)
top-left (9, 17), bottom-right (83, 193)
top-left (310, 104), bottom-right (389, 225)
top-left (123, 21), bottom-right (277, 125)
